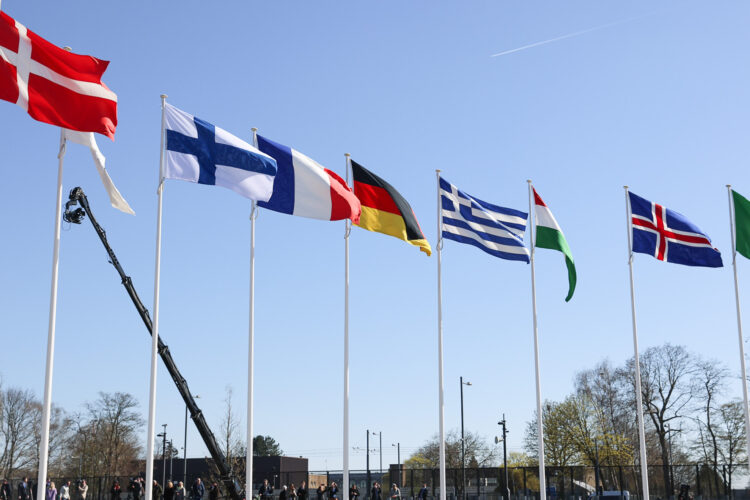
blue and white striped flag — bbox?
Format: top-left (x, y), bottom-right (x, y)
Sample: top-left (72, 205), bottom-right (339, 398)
top-left (440, 177), bottom-right (530, 262)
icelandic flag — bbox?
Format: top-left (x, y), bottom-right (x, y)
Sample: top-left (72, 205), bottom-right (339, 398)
top-left (257, 135), bottom-right (361, 223)
top-left (163, 103), bottom-right (277, 202)
top-left (629, 191), bottom-right (723, 268)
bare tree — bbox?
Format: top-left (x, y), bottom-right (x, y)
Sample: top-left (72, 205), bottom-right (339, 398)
top-left (631, 344), bottom-right (696, 498)
top-left (407, 430), bottom-right (497, 469)
top-left (67, 392), bottom-right (143, 478)
top-left (716, 400), bottom-right (747, 493)
top-left (692, 358), bottom-right (729, 495)
top-left (0, 387), bottom-right (37, 478)
top-left (219, 386), bottom-right (243, 460)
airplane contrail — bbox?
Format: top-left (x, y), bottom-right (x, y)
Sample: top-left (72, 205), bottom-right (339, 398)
top-left (490, 13), bottom-right (654, 58)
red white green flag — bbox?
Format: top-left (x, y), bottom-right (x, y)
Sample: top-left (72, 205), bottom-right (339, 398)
top-left (533, 188), bottom-right (577, 301)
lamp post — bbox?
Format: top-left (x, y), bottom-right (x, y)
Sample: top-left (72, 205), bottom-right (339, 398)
top-left (666, 424), bottom-right (675, 498)
top-left (169, 440), bottom-right (174, 481)
top-left (594, 439), bottom-right (600, 500)
top-left (367, 431), bottom-right (371, 497)
top-left (157, 424), bottom-right (168, 489)
top-left (184, 395), bottom-right (200, 487)
top-left (392, 443), bottom-right (400, 486)
top-left (497, 415), bottom-right (509, 500)
top-left (371, 431), bottom-right (382, 475)
top-left (460, 377), bottom-right (472, 500)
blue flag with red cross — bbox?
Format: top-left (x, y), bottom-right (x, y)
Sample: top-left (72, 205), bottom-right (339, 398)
top-left (629, 191), bottom-right (723, 268)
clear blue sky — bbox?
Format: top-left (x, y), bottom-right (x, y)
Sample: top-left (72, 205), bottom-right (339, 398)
top-left (1, 1), bottom-right (750, 472)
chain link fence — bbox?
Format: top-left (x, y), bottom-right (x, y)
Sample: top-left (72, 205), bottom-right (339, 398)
top-left (5, 464), bottom-right (749, 500)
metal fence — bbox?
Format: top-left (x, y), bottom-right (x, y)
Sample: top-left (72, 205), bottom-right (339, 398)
top-left (6, 464), bottom-right (749, 500)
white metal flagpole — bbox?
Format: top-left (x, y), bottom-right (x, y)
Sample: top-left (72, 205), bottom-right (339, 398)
top-left (343, 153), bottom-right (352, 500)
top-left (145, 94), bottom-right (168, 500)
top-left (436, 170), bottom-right (446, 500)
top-left (624, 186), bottom-right (650, 500)
top-left (246, 127), bottom-right (260, 497)
top-left (726, 185), bottom-right (750, 468)
top-left (526, 180), bottom-right (546, 500)
top-left (37, 129), bottom-right (67, 491)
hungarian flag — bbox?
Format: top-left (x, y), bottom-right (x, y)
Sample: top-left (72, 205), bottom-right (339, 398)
top-left (0, 12), bottom-right (117, 138)
top-left (732, 189), bottom-right (750, 260)
top-left (533, 188), bottom-right (576, 301)
top-left (352, 160), bottom-right (431, 256)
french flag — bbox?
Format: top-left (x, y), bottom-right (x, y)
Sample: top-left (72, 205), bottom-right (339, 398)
top-left (257, 135), bottom-right (361, 223)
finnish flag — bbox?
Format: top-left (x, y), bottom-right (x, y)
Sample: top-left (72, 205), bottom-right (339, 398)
top-left (163, 103), bottom-right (277, 202)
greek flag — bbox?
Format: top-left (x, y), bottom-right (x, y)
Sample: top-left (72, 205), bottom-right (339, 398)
top-left (440, 177), bottom-right (530, 262)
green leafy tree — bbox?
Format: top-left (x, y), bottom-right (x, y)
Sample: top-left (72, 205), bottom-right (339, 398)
top-left (253, 435), bottom-right (283, 456)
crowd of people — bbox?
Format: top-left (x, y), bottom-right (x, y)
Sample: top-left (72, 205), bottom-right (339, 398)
top-left (0, 478), bottom-right (425, 500)
top-left (256, 480), bottom-right (410, 500)
top-left (0, 477), bottom-right (218, 500)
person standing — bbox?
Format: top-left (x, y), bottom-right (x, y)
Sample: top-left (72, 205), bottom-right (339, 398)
top-left (46, 484), bottom-right (56, 500)
top-left (258, 481), bottom-right (273, 500)
top-left (164, 482), bottom-right (175, 500)
top-left (370, 484), bottom-right (381, 500)
top-left (111, 482), bottom-right (121, 500)
top-left (297, 482), bottom-right (307, 500)
top-left (417, 484), bottom-right (428, 500)
top-left (315, 485), bottom-right (325, 500)
top-left (175, 483), bottom-right (186, 500)
top-left (18, 478), bottom-right (30, 500)
top-left (191, 479), bottom-right (204, 500)
top-left (2, 480), bottom-right (11, 500)
top-left (348, 485), bottom-right (359, 500)
top-left (152, 481), bottom-right (163, 500)
top-left (77, 482), bottom-right (88, 500)
top-left (388, 485), bottom-right (400, 500)
top-left (327, 484), bottom-right (337, 500)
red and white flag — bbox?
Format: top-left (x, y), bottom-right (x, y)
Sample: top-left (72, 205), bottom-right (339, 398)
top-left (0, 12), bottom-right (117, 139)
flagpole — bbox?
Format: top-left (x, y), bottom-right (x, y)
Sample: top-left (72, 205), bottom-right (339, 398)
top-left (726, 185), bottom-right (750, 468)
top-left (624, 186), bottom-right (650, 500)
top-left (246, 128), bottom-right (260, 497)
top-left (145, 95), bottom-right (168, 500)
top-left (36, 129), bottom-right (67, 491)
top-left (435, 170), bottom-right (446, 500)
top-left (526, 180), bottom-right (546, 500)
top-left (343, 153), bottom-right (352, 500)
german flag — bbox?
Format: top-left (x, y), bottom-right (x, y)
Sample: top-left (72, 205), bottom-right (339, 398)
top-left (352, 160), bottom-right (431, 256)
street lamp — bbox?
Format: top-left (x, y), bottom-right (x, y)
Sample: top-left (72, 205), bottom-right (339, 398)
top-left (371, 431), bottom-right (382, 475)
top-left (366, 431), bottom-right (371, 498)
top-left (392, 444), bottom-right (400, 486)
top-left (496, 415), bottom-right (509, 500)
top-left (460, 377), bottom-right (472, 500)
top-left (184, 395), bottom-right (200, 486)
top-left (168, 440), bottom-right (174, 482)
top-left (157, 424), bottom-right (168, 488)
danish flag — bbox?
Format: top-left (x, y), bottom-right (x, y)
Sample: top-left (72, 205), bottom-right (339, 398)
top-left (629, 191), bottom-right (723, 268)
top-left (0, 12), bottom-right (117, 139)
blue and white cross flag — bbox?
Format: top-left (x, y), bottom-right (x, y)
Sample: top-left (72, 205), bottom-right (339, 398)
top-left (163, 103), bottom-right (277, 202)
top-left (440, 176), bottom-right (530, 262)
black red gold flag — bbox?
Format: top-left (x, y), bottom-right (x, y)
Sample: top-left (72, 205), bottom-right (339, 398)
top-left (351, 160), bottom-right (431, 256)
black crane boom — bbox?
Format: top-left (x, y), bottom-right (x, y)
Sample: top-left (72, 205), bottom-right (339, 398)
top-left (63, 187), bottom-right (242, 500)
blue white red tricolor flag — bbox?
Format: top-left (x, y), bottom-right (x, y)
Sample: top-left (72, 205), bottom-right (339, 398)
top-left (257, 135), bottom-right (361, 223)
top-left (629, 191), bottom-right (723, 268)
